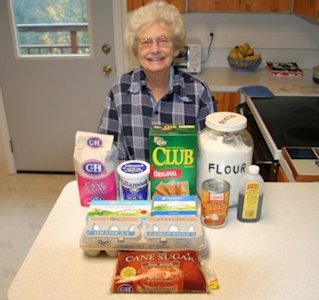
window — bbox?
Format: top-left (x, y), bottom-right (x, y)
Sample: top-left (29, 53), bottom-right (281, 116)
top-left (10, 0), bottom-right (91, 56)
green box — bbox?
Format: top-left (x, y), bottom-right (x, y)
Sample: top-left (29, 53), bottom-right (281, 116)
top-left (149, 125), bottom-right (197, 198)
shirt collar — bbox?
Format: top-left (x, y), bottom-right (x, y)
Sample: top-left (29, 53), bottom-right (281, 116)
top-left (128, 66), bottom-right (147, 93)
top-left (128, 66), bottom-right (191, 103)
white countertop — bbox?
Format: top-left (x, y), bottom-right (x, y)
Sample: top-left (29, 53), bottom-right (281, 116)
top-left (8, 181), bottom-right (319, 300)
top-left (197, 67), bottom-right (319, 95)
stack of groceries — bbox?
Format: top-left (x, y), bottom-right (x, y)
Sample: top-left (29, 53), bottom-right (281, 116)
top-left (74, 126), bottom-right (219, 293)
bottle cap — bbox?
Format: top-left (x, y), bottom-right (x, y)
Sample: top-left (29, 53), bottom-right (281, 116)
top-left (205, 112), bottom-right (247, 132)
top-left (248, 165), bottom-right (260, 175)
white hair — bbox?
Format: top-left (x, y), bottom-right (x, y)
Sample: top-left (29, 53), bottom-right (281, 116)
top-left (125, 0), bottom-right (186, 55)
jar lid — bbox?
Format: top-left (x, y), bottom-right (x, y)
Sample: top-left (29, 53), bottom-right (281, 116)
top-left (117, 160), bottom-right (150, 180)
top-left (205, 112), bottom-right (247, 132)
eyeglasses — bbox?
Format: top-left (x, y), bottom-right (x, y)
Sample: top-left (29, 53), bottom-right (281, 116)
top-left (138, 35), bottom-right (172, 49)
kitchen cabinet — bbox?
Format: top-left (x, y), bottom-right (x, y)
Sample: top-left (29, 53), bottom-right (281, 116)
top-left (277, 166), bottom-right (289, 182)
top-left (293, 0), bottom-right (319, 21)
top-left (240, 0), bottom-right (293, 12)
top-left (127, 0), bottom-right (318, 23)
top-left (187, 0), bottom-right (293, 13)
top-left (127, 0), bottom-right (185, 12)
top-left (213, 92), bottom-right (240, 112)
top-left (127, 0), bottom-right (143, 11)
top-left (187, 0), bottom-right (240, 12)
top-left (127, 0), bottom-right (292, 13)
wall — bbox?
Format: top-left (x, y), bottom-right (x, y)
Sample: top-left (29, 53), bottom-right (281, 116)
top-left (0, 86), bottom-right (10, 170)
top-left (0, 108), bottom-right (15, 173)
top-left (0, 87), bottom-right (5, 164)
top-left (0, 135), bottom-right (5, 164)
top-left (183, 12), bottom-right (319, 69)
top-left (123, 9), bottom-right (319, 70)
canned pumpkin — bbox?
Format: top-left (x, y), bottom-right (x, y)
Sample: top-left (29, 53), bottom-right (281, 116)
top-left (201, 179), bottom-right (230, 228)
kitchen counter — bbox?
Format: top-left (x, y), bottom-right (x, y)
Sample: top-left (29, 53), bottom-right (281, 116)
top-left (198, 67), bottom-right (319, 95)
top-left (8, 181), bottom-right (319, 300)
top-left (198, 67), bottom-right (319, 183)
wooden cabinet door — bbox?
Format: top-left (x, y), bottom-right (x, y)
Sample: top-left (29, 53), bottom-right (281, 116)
top-left (293, 0), bottom-right (319, 21)
top-left (213, 92), bottom-right (241, 112)
top-left (127, 0), bottom-right (144, 11)
top-left (188, 0), bottom-right (292, 12)
top-left (127, 0), bottom-right (186, 13)
top-left (240, 0), bottom-right (293, 12)
top-left (188, 0), bottom-right (241, 12)
top-left (277, 166), bottom-right (289, 182)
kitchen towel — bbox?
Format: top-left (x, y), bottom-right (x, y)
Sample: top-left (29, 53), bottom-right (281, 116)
top-left (238, 85), bottom-right (274, 98)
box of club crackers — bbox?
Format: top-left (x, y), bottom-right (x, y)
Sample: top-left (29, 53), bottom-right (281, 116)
top-left (149, 124), bottom-right (197, 198)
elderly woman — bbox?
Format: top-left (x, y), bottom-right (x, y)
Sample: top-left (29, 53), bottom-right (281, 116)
top-left (98, 0), bottom-right (215, 160)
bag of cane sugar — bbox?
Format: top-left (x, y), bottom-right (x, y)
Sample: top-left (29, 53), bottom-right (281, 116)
top-left (74, 131), bottom-right (118, 206)
top-left (112, 250), bottom-right (211, 293)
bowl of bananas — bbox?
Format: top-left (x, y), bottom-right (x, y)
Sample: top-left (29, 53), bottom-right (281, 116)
top-left (228, 43), bottom-right (261, 72)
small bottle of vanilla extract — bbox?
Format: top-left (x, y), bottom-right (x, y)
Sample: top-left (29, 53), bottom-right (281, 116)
top-left (237, 165), bottom-right (264, 222)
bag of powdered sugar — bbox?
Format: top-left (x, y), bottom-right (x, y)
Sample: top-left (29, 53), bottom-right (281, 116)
top-left (74, 131), bottom-right (118, 206)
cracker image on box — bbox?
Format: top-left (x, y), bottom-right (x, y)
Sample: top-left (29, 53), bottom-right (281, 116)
top-left (154, 181), bottom-right (189, 196)
top-left (149, 125), bottom-right (197, 198)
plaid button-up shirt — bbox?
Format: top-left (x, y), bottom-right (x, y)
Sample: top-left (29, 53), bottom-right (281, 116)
top-left (98, 65), bottom-right (215, 160)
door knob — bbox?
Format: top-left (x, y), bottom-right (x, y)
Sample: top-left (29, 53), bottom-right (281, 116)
top-left (103, 65), bottom-right (112, 75)
top-left (101, 44), bottom-right (111, 55)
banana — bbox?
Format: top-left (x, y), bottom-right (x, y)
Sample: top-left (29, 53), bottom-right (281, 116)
top-left (229, 43), bottom-right (260, 60)
top-left (245, 48), bottom-right (254, 56)
top-left (229, 48), bottom-right (240, 59)
top-left (245, 53), bottom-right (261, 61)
top-left (229, 49), bottom-right (237, 57)
top-left (238, 45), bottom-right (245, 56)
top-left (243, 42), bottom-right (250, 54)
top-left (236, 51), bottom-right (244, 59)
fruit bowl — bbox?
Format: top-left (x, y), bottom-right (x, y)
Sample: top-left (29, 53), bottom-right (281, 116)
top-left (227, 55), bottom-right (262, 72)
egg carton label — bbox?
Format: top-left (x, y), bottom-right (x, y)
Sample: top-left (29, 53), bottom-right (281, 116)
top-left (80, 215), bottom-right (206, 255)
top-left (152, 195), bottom-right (197, 216)
top-left (87, 200), bottom-right (152, 219)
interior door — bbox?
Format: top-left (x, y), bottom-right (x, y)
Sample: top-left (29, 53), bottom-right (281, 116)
top-left (0, 0), bottom-right (118, 172)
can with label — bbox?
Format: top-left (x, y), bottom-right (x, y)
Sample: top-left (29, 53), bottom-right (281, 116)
top-left (201, 178), bottom-right (230, 228)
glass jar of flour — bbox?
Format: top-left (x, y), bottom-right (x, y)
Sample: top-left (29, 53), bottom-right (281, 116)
top-left (197, 112), bottom-right (253, 207)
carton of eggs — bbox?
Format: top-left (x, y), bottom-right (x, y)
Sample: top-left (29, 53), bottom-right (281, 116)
top-left (80, 215), bottom-right (206, 256)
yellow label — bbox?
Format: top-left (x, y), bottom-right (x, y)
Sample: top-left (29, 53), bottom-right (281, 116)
top-left (120, 266), bottom-right (136, 280)
top-left (152, 147), bottom-right (194, 166)
top-left (242, 182), bottom-right (260, 219)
